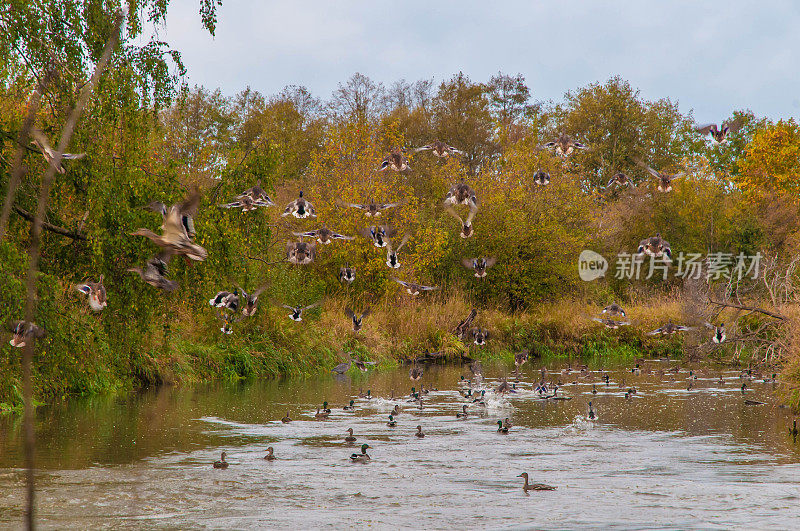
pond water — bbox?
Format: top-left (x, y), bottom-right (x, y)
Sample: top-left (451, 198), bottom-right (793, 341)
top-left (0, 357), bottom-right (799, 529)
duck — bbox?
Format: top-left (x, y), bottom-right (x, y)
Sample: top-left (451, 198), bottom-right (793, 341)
top-left (219, 181), bottom-right (275, 211)
top-left (391, 405), bottom-right (401, 416)
top-left (314, 408), bottom-right (329, 420)
top-left (8, 320), bottom-right (46, 348)
top-left (454, 309), bottom-right (478, 340)
top-left (532, 169), bottom-right (550, 185)
top-left (322, 401), bottom-right (332, 414)
top-left (128, 254), bottom-right (178, 291)
top-left (344, 306), bottom-right (370, 332)
top-left (358, 225), bottom-right (396, 248)
top-left (30, 128), bottom-right (85, 174)
top-left (209, 290), bottom-right (239, 312)
top-left (514, 350), bottom-right (529, 371)
top-left (286, 239), bottom-right (317, 265)
top-left (332, 357), bottom-right (352, 375)
top-left (790, 420), bottom-right (798, 440)
top-left (353, 359), bottom-right (376, 372)
top-left (588, 401), bottom-right (596, 420)
top-left (705, 322), bottom-right (726, 343)
top-left (592, 318), bottom-right (631, 329)
top-left (496, 379), bottom-right (511, 394)
top-left (605, 172), bottom-right (634, 189)
top-left (215, 311), bottom-right (241, 334)
top-left (293, 225), bottom-right (354, 245)
top-left (281, 412), bottom-right (292, 423)
top-left (132, 190), bottom-right (207, 261)
top-left (338, 264), bottom-right (356, 284)
top-left (473, 390), bottom-right (486, 405)
top-left (414, 140), bottom-right (464, 158)
top-left (457, 405), bottom-right (469, 418)
top-left (409, 364), bottom-right (423, 381)
top-left (75, 276), bottom-right (107, 311)
top-left (240, 286), bottom-right (266, 317)
top-left (543, 132), bottom-right (586, 157)
top-left (415, 425), bottom-right (425, 438)
top-left (385, 234), bottom-right (410, 269)
top-left (445, 205), bottom-right (477, 238)
top-left (444, 180), bottom-right (479, 209)
top-left (386, 415), bottom-right (397, 427)
top-left (394, 278), bottom-right (440, 296)
top-left (634, 158), bottom-right (683, 192)
top-left (469, 361), bottom-right (484, 380)
top-left (647, 321), bottom-right (691, 336)
top-left (283, 302), bottom-right (320, 322)
top-left (343, 400), bottom-right (356, 411)
top-left (213, 452), bottom-right (229, 469)
top-left (471, 327), bottom-right (489, 346)
top-left (282, 190), bottom-right (316, 218)
top-left (517, 472), bottom-right (557, 491)
top-left (344, 428), bottom-right (357, 443)
top-left (350, 443), bottom-right (371, 462)
top-left (343, 200), bottom-right (402, 217)
top-left (592, 384), bottom-right (597, 394)
top-left (602, 303), bottom-right (626, 317)
top-left (636, 233), bottom-right (672, 260)
top-left (462, 257), bottom-right (497, 278)
top-left (379, 149), bottom-right (410, 171)
top-left (694, 117), bottom-right (744, 144)
top-left (497, 420), bottom-right (509, 434)
top-left (263, 447), bottom-right (276, 461)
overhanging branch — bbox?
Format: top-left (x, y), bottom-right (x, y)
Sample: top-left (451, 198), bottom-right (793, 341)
top-left (12, 206), bottom-right (88, 241)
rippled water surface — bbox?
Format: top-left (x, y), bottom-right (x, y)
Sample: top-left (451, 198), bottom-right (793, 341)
top-left (1, 358), bottom-right (799, 529)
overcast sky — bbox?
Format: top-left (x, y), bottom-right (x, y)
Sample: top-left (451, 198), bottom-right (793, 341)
top-left (152, 1), bottom-right (800, 121)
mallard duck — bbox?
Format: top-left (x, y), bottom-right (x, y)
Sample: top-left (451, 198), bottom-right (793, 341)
top-left (216, 311), bottom-right (242, 334)
top-left (647, 321), bottom-right (691, 336)
top-left (30, 128), bottom-right (85, 174)
top-left (240, 286), bottom-right (266, 317)
top-left (503, 418), bottom-right (512, 429)
top-left (695, 117), bottom-right (743, 144)
top-left (602, 303), bottom-right (626, 317)
top-left (445, 205), bottom-right (477, 238)
top-left (353, 358), bottom-right (376, 372)
top-left (350, 443), bottom-right (371, 462)
top-left (705, 322), bottom-right (726, 343)
top-left (517, 472), bottom-right (556, 491)
top-left (385, 234), bottom-right (410, 269)
top-left (283, 302), bottom-right (320, 322)
top-left (391, 404), bottom-right (401, 416)
top-left (496, 379), bottom-right (511, 394)
top-left (282, 190), bottom-right (316, 218)
top-left (213, 452), bottom-right (229, 469)
top-left (359, 225), bottom-right (396, 248)
top-left (471, 327), bottom-right (489, 346)
top-left (144, 194), bottom-right (197, 242)
top-left (219, 181), bottom-right (274, 211)
top-left (454, 309), bottom-right (478, 340)
top-left (634, 159), bottom-right (683, 192)
top-left (473, 390), bottom-right (486, 404)
top-left (543, 132), bottom-right (586, 157)
top-left (75, 276), bottom-right (107, 311)
top-left (209, 290), bottom-right (239, 312)
top-left (293, 225), bottom-right (354, 245)
top-left (414, 140), bottom-right (464, 158)
top-left (444, 181), bottom-right (479, 209)
top-left (532, 170), bottom-right (550, 185)
top-left (515, 350), bottom-right (529, 370)
top-left (496, 420), bottom-right (509, 433)
top-left (386, 415), bottom-right (396, 427)
top-left (343, 200), bottom-right (402, 217)
top-left (588, 401), bottom-right (596, 420)
top-left (281, 412), bottom-right (292, 423)
top-left (132, 190), bottom-right (207, 261)
top-left (263, 447), bottom-right (276, 461)
top-left (469, 361), bottom-right (484, 379)
top-left (344, 400), bottom-right (356, 411)
top-left (456, 405), bottom-right (469, 418)
top-left (332, 358), bottom-right (352, 374)
top-left (592, 318), bottom-right (631, 329)
top-left (415, 425), bottom-right (425, 438)
top-left (409, 364), bottom-right (423, 381)
top-left (344, 428), bottom-right (357, 442)
top-left (605, 172), bottom-right (634, 189)
top-left (379, 149), bottom-right (409, 172)
top-left (314, 408), bottom-right (329, 420)
top-left (393, 278), bottom-right (439, 296)
top-left (128, 254), bottom-right (178, 291)
top-left (344, 306), bottom-right (370, 332)
top-left (636, 233), bottom-right (672, 260)
top-left (462, 257), bottom-right (496, 278)
top-left (321, 401), bottom-right (332, 414)
top-left (338, 264), bottom-right (356, 284)
top-left (8, 320), bottom-right (46, 348)
top-left (286, 239), bottom-right (317, 265)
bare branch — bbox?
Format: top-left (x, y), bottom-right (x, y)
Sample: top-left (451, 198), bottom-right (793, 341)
top-left (12, 206), bottom-right (88, 240)
top-left (707, 297), bottom-right (786, 321)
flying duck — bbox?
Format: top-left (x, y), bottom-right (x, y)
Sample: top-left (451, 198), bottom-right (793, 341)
top-left (471, 327), bottom-right (489, 346)
top-left (462, 257), bottom-right (496, 278)
top-left (30, 128), bottom-right (85, 174)
top-left (454, 309), bottom-right (478, 340)
top-left (359, 225), bottom-right (396, 248)
top-left (239, 286), bottom-right (266, 317)
top-left (634, 159), bottom-right (683, 193)
top-left (338, 264), bottom-right (356, 284)
top-left (343, 200), bottom-right (402, 217)
top-left (283, 302), bottom-right (320, 322)
top-left (282, 190), bottom-right (317, 218)
top-left (8, 320), bottom-right (46, 348)
top-left (543, 132), bottom-right (586, 157)
top-left (131, 190), bottom-right (207, 261)
top-left (695, 117), bottom-right (744, 144)
top-left (127, 254), bottom-right (178, 291)
top-left (286, 239), bottom-right (317, 265)
top-left (414, 140), bottom-right (464, 158)
top-left (636, 233), bottom-right (672, 260)
top-left (443, 181), bottom-right (479, 209)
top-left (605, 172), bottom-right (634, 189)
top-left (409, 363), bottom-right (423, 381)
top-left (602, 303), bottom-right (626, 317)
top-left (293, 225), bottom-right (354, 245)
top-left (209, 290), bottom-right (239, 312)
top-left (385, 234), bottom-right (410, 269)
top-left (75, 276), bottom-right (107, 311)
top-left (332, 357), bottom-right (352, 374)
top-left (514, 350), bottom-right (529, 370)
top-left (344, 306), bottom-right (371, 332)
top-left (532, 170), bottom-right (550, 185)
top-left (219, 181), bottom-right (275, 211)
top-left (393, 279), bottom-right (440, 296)
top-left (647, 321), bottom-right (691, 336)
top-left (379, 149), bottom-right (410, 172)
top-left (705, 322), bottom-right (726, 343)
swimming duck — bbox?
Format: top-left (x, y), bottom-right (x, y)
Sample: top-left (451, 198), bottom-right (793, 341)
top-left (454, 309), bottom-right (478, 340)
top-left (322, 401), bottom-right (332, 414)
top-left (602, 303), bottom-right (626, 317)
top-left (75, 276), bottom-right (107, 311)
top-left (379, 149), bottom-right (410, 172)
top-left (281, 412), bottom-right (292, 423)
top-left (592, 318), bottom-right (631, 329)
top-left (293, 225), bottom-right (354, 245)
top-left (605, 172), bottom-right (634, 189)
top-left (409, 364), bottom-right (423, 381)
top-left (338, 264), bottom-right (356, 284)
top-left (213, 452), bottom-right (229, 469)
top-left (387, 415), bottom-right (397, 427)
top-left (496, 379), bottom-right (511, 394)
top-left (634, 158), bottom-right (683, 192)
top-left (359, 225), bottom-right (396, 248)
top-left (385, 234), bottom-right (410, 269)
top-left (647, 321), bottom-right (691, 336)
top-left (350, 444), bottom-right (371, 462)
top-left (414, 140), bottom-right (464, 158)
top-left (588, 401), bottom-right (596, 420)
top-left (314, 408), bottom-right (329, 420)
top-left (8, 320), bottom-right (46, 348)
top-left (695, 117), bottom-right (743, 144)
top-left (497, 420), bottom-right (509, 434)
top-left (209, 290), bottom-right (239, 312)
top-left (239, 286), bottom-right (266, 317)
top-left (636, 233), bottom-right (672, 260)
top-left (343, 400), bottom-right (356, 410)
top-left (128, 254), bottom-right (178, 291)
top-left (30, 128), bottom-right (85, 174)
top-left (532, 169), bottom-right (550, 185)
top-left (471, 327), bottom-right (489, 346)
top-left (415, 425), bottom-right (425, 438)
top-left (515, 350), bottom-right (529, 371)
top-left (705, 322), bottom-right (726, 343)
top-left (219, 181), bottom-right (275, 211)
top-left (286, 239), bottom-right (317, 265)
top-left (343, 200), bottom-right (402, 217)
top-left (344, 306), bottom-right (371, 332)
top-left (283, 302), bottom-right (320, 322)
top-left (282, 190), bottom-right (316, 218)
top-left (332, 358), bottom-right (352, 374)
top-left (517, 472), bottom-right (556, 491)
top-left (393, 278), bottom-right (440, 296)
top-left (391, 405), bottom-right (401, 416)
top-left (132, 190), bottom-right (207, 261)
top-left (457, 405), bottom-right (469, 418)
top-left (344, 428), bottom-right (357, 443)
top-left (543, 132), bottom-right (586, 158)
top-left (263, 447), bottom-right (276, 461)
top-left (462, 257), bottom-right (497, 278)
